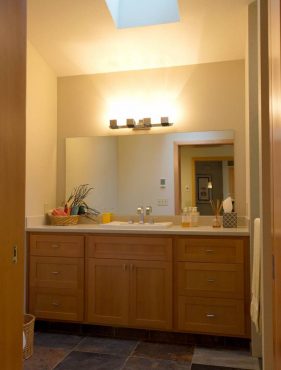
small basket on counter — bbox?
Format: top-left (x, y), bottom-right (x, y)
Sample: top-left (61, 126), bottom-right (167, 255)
top-left (48, 213), bottom-right (79, 226)
top-left (49, 184), bottom-right (98, 226)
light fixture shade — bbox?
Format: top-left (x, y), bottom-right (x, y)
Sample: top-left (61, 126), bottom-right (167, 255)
top-left (126, 118), bottom-right (136, 127)
top-left (109, 119), bottom-right (118, 129)
top-left (143, 117), bottom-right (151, 127)
top-left (207, 181), bottom-right (213, 189)
top-left (161, 116), bottom-right (169, 126)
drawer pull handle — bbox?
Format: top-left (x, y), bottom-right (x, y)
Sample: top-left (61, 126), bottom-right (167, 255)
top-left (207, 279), bottom-right (215, 283)
top-left (206, 313), bottom-right (216, 318)
top-left (51, 271), bottom-right (60, 275)
top-left (130, 264), bottom-right (134, 271)
top-left (51, 244), bottom-right (60, 249)
top-left (52, 302), bottom-right (60, 307)
top-left (122, 264), bottom-right (127, 272)
top-left (205, 249), bottom-right (214, 253)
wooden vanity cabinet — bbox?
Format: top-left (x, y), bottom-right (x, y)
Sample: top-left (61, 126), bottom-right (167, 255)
top-left (28, 234), bottom-right (84, 321)
top-left (174, 236), bottom-right (250, 337)
top-left (86, 235), bottom-right (173, 330)
top-left (27, 232), bottom-right (250, 337)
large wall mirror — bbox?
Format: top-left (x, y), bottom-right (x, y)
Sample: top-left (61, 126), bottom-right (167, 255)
top-left (65, 130), bottom-right (234, 216)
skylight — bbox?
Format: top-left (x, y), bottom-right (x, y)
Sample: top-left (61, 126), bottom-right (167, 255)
top-left (105, 0), bottom-right (180, 29)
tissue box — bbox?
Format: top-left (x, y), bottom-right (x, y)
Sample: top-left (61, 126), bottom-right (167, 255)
top-left (223, 212), bottom-right (237, 228)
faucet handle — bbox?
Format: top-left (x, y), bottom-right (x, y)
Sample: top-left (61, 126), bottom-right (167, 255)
top-left (145, 206), bottom-right (152, 215)
top-left (137, 206), bottom-right (144, 214)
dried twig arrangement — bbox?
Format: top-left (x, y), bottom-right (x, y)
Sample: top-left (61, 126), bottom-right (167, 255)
top-left (210, 199), bottom-right (223, 215)
top-left (67, 184), bottom-right (94, 207)
top-left (210, 199), bottom-right (223, 228)
top-left (65, 184), bottom-right (100, 216)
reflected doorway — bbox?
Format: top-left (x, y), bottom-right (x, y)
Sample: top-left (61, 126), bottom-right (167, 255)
top-left (174, 141), bottom-right (234, 215)
top-left (193, 157), bottom-right (234, 215)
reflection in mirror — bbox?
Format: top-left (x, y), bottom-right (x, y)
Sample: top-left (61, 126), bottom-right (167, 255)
top-left (65, 131), bottom-right (234, 216)
top-left (179, 145), bottom-right (234, 215)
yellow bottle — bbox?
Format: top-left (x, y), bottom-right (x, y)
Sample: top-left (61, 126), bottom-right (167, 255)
top-left (181, 207), bottom-right (190, 227)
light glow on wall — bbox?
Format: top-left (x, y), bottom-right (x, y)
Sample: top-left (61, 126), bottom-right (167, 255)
top-left (106, 94), bottom-right (181, 128)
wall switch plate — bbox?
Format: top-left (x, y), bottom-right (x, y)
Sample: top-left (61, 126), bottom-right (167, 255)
top-left (160, 178), bottom-right (166, 188)
top-left (157, 199), bottom-right (168, 206)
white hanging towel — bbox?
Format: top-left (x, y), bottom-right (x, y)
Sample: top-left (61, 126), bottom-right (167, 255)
top-left (250, 218), bottom-right (261, 333)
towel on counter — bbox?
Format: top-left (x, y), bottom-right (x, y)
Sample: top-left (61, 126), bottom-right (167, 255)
top-left (250, 218), bottom-right (261, 333)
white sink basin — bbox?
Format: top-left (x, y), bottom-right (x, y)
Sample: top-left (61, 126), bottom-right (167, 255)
top-left (100, 221), bottom-right (173, 229)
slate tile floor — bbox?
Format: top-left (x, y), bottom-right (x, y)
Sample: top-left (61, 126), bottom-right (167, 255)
top-left (24, 332), bottom-right (260, 370)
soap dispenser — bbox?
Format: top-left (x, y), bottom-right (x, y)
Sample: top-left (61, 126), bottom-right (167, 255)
top-left (181, 207), bottom-right (190, 227)
top-left (190, 207), bottom-right (200, 227)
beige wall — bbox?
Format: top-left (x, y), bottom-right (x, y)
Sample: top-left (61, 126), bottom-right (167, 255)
top-left (26, 42), bottom-right (57, 216)
top-left (57, 60), bottom-right (246, 214)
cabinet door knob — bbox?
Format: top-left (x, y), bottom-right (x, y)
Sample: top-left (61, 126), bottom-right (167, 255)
top-left (51, 244), bottom-right (60, 249)
top-left (52, 302), bottom-right (60, 307)
top-left (51, 271), bottom-right (60, 275)
top-left (206, 313), bottom-right (216, 318)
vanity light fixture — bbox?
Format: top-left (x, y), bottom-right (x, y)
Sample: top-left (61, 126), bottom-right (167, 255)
top-left (126, 118), bottom-right (136, 128)
top-left (109, 117), bottom-right (173, 130)
top-left (109, 119), bottom-right (118, 129)
top-left (207, 181), bottom-right (213, 189)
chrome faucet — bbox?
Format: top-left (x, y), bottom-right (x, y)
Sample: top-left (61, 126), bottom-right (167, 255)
top-left (137, 206), bottom-right (144, 224)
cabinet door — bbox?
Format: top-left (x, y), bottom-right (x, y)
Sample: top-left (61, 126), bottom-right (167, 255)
top-left (130, 260), bottom-right (172, 330)
top-left (29, 256), bottom-right (84, 290)
top-left (30, 234), bottom-right (84, 257)
top-left (86, 259), bottom-right (130, 325)
top-left (29, 256), bottom-right (84, 321)
top-left (175, 237), bottom-right (244, 263)
top-left (177, 296), bottom-right (245, 336)
top-left (176, 262), bottom-right (244, 299)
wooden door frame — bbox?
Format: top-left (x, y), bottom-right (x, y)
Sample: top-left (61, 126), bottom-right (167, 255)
top-left (261, 0), bottom-right (281, 369)
top-left (174, 139), bottom-right (234, 214)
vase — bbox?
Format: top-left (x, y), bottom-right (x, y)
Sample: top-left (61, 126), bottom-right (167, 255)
top-left (70, 205), bottom-right (79, 215)
top-left (212, 214), bottom-right (221, 228)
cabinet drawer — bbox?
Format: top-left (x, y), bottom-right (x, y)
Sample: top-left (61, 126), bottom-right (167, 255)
top-left (175, 237), bottom-right (244, 263)
top-left (176, 262), bottom-right (244, 299)
top-left (30, 234), bottom-right (84, 257)
top-left (29, 288), bottom-right (83, 321)
top-left (177, 296), bottom-right (245, 336)
top-left (86, 236), bottom-right (172, 261)
top-left (30, 256), bottom-right (84, 290)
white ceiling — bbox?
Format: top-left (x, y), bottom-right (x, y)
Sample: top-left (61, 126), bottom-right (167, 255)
top-left (27, 0), bottom-right (252, 77)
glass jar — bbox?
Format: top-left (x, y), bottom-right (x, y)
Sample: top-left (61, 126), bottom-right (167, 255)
top-left (181, 207), bottom-right (190, 227)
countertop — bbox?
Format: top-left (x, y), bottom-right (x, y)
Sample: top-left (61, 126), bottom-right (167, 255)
top-left (26, 223), bottom-right (249, 236)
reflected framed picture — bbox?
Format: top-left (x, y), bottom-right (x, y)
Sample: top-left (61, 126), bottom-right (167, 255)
top-left (196, 175), bottom-right (212, 203)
